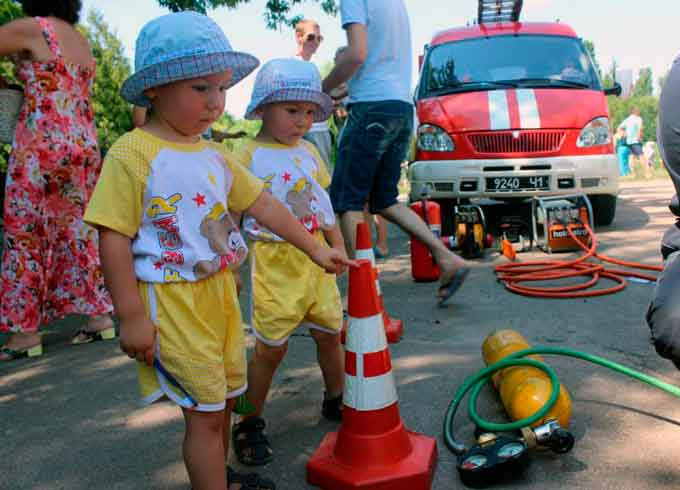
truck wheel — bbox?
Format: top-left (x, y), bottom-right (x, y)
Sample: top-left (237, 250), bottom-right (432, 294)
top-left (590, 194), bottom-right (617, 226)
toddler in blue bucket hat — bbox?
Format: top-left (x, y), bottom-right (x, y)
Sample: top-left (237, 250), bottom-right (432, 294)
top-left (230, 58), bottom-right (346, 467)
top-left (84, 14), bottom-right (352, 490)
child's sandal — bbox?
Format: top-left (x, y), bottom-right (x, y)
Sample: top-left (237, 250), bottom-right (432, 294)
top-left (321, 392), bottom-right (343, 421)
top-left (232, 416), bottom-right (273, 466)
top-left (227, 466), bottom-right (276, 490)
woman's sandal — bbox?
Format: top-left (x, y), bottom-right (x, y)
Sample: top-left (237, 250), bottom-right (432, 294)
top-left (71, 316), bottom-right (116, 345)
top-left (0, 343), bottom-right (43, 361)
top-left (227, 466), bottom-right (276, 490)
top-left (232, 416), bottom-right (273, 466)
top-left (71, 327), bottom-right (116, 345)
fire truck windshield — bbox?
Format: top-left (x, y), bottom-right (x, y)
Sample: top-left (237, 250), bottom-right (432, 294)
top-left (419, 34), bottom-right (602, 99)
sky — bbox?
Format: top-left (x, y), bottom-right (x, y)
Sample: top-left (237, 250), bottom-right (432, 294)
top-left (82, 0), bottom-right (679, 118)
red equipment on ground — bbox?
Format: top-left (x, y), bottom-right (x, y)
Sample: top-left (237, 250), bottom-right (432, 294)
top-left (410, 197), bottom-right (443, 282)
top-left (307, 260), bottom-right (437, 489)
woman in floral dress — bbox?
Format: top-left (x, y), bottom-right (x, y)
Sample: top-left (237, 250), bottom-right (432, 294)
top-left (0, 0), bottom-right (113, 361)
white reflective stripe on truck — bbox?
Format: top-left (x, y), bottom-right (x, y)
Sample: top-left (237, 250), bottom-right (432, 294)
top-left (516, 89), bottom-right (541, 129)
top-left (488, 90), bottom-right (510, 130)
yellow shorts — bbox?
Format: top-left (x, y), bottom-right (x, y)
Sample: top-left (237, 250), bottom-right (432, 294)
top-left (249, 238), bottom-right (342, 345)
top-left (136, 270), bottom-right (246, 412)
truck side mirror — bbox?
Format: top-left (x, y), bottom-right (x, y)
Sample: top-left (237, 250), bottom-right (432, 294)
top-left (418, 54), bottom-right (424, 71)
top-left (604, 82), bottom-right (622, 97)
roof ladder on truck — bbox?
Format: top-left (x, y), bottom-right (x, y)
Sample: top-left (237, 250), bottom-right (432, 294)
top-left (478, 0), bottom-right (523, 24)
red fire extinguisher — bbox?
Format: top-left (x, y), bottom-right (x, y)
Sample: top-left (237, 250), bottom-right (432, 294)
top-left (410, 196), bottom-right (442, 282)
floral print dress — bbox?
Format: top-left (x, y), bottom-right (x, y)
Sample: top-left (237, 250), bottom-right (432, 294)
top-left (0, 17), bottom-right (112, 333)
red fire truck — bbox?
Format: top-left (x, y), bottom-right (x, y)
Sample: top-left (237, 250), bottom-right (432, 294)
top-left (409, 0), bottom-right (622, 234)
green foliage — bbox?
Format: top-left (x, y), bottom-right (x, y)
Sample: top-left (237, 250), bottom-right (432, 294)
top-left (158, 0), bottom-right (338, 29)
top-left (0, 0), bottom-right (21, 25)
top-left (632, 67), bottom-right (653, 97)
top-left (80, 10), bottom-right (133, 153)
top-left (212, 112), bottom-right (261, 151)
top-left (608, 94), bottom-right (658, 142)
top-left (0, 0), bottom-right (23, 173)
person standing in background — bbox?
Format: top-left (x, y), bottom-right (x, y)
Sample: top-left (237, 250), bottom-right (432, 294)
top-left (0, 0), bottom-right (114, 361)
top-left (323, 0), bottom-right (469, 305)
top-left (294, 19), bottom-right (333, 172)
top-left (618, 107), bottom-right (649, 178)
top-left (614, 127), bottom-right (631, 177)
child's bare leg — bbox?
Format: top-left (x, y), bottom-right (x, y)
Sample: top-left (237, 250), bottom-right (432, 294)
top-left (310, 329), bottom-right (344, 397)
top-left (182, 408), bottom-right (227, 490)
top-left (245, 340), bottom-right (288, 416)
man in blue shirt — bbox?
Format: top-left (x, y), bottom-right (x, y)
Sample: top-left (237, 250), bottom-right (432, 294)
top-left (323, 0), bottom-right (468, 305)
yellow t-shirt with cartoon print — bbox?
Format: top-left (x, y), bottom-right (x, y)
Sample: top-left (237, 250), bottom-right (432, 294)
top-left (85, 129), bottom-right (262, 283)
top-left (234, 139), bottom-right (342, 345)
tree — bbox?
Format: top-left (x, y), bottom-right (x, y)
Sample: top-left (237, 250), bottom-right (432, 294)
top-left (632, 67), bottom-right (653, 97)
top-left (157, 0), bottom-right (338, 28)
top-left (80, 10), bottom-right (133, 153)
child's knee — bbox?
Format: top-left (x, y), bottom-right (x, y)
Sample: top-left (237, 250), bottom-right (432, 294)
top-left (183, 409), bottom-right (225, 436)
top-left (255, 340), bottom-right (288, 364)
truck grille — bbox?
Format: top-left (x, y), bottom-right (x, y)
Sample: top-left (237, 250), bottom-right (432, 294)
top-left (468, 131), bottom-right (566, 155)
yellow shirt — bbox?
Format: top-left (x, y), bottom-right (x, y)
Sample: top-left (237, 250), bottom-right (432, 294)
top-left (85, 129), bottom-right (263, 283)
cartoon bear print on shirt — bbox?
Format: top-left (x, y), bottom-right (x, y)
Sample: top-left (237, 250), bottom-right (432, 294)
top-left (285, 177), bottom-right (330, 233)
top-left (194, 202), bottom-right (247, 280)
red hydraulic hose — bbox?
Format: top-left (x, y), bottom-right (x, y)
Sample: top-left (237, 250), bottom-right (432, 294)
top-left (494, 223), bottom-right (663, 298)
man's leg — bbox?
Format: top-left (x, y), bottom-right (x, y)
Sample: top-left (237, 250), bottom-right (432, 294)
top-left (378, 204), bottom-right (467, 299)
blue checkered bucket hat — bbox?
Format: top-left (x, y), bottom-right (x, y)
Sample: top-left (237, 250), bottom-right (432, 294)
top-left (244, 58), bottom-right (333, 122)
top-left (121, 11), bottom-right (259, 108)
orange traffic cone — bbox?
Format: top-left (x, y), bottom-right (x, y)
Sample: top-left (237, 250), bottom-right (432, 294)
top-left (307, 260), bottom-right (437, 490)
top-left (345, 222), bottom-right (403, 343)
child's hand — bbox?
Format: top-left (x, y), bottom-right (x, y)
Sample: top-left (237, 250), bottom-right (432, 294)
top-left (311, 245), bottom-right (358, 274)
top-left (119, 314), bottom-right (156, 366)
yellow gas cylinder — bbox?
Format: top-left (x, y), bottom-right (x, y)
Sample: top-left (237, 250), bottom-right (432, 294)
top-left (481, 329), bottom-right (572, 428)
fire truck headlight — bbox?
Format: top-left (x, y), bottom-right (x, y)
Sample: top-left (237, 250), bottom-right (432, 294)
top-left (417, 124), bottom-right (455, 152)
top-left (577, 117), bottom-right (611, 148)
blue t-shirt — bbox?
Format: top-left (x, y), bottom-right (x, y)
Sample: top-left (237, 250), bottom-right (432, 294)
top-left (340, 0), bottom-right (413, 104)
top-left (618, 114), bottom-right (643, 145)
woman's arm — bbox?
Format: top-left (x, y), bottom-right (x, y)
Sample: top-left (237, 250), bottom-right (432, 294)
top-left (0, 18), bottom-right (38, 58)
top-left (99, 228), bottom-right (156, 366)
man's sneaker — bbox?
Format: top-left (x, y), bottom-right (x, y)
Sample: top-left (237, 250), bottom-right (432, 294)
top-left (321, 392), bottom-right (343, 421)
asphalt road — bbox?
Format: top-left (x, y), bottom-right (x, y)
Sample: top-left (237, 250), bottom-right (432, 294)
top-left (1, 179), bottom-right (679, 490)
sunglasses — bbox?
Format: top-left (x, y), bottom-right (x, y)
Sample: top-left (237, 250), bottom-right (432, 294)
top-left (305, 33), bottom-right (324, 43)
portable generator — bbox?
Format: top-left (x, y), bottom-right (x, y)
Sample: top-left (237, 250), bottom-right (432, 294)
top-left (454, 204), bottom-right (488, 259)
top-left (532, 194), bottom-right (594, 253)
